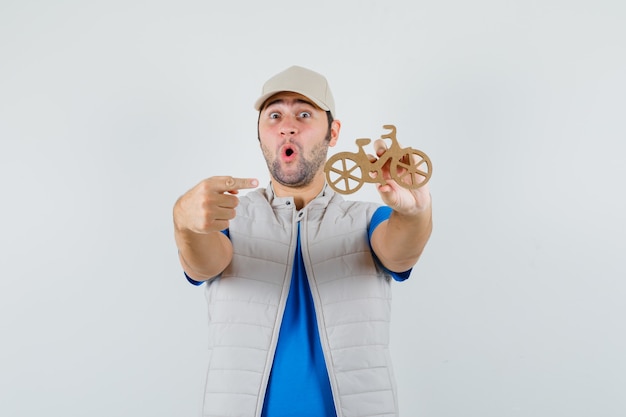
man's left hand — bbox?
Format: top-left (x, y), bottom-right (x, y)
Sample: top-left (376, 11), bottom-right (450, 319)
top-left (370, 138), bottom-right (432, 216)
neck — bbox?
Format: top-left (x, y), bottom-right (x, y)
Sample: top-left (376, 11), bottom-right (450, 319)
top-left (271, 172), bottom-right (326, 210)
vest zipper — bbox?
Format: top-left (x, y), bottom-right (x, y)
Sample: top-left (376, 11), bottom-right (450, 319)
top-left (299, 209), bottom-right (343, 417)
top-left (255, 202), bottom-right (299, 417)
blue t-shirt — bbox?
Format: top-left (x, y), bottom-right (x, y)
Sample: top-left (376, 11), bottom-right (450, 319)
top-left (186, 206), bottom-right (410, 415)
top-left (261, 223), bottom-right (336, 417)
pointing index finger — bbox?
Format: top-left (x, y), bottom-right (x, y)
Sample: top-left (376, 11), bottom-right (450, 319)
top-left (218, 176), bottom-right (259, 192)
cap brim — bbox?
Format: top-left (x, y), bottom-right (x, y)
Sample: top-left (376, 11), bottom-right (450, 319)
top-left (254, 90), bottom-right (331, 113)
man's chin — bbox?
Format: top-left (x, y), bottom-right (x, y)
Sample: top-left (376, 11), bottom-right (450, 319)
top-left (274, 177), bottom-right (309, 189)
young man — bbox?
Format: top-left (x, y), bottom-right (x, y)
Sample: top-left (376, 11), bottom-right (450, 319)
top-left (173, 65), bottom-right (432, 417)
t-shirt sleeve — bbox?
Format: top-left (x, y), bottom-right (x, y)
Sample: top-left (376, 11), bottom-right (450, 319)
top-left (183, 229), bottom-right (230, 286)
top-left (368, 206), bottom-right (412, 282)
top-left (185, 272), bottom-right (204, 286)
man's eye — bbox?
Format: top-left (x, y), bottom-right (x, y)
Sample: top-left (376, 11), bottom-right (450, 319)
top-left (269, 112), bottom-right (280, 119)
top-left (298, 111), bottom-right (311, 118)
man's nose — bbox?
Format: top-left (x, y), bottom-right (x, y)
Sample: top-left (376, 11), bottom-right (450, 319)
top-left (279, 116), bottom-right (298, 136)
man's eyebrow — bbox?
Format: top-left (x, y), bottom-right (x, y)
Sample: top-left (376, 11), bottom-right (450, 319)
top-left (295, 98), bottom-right (316, 107)
top-left (263, 98), bottom-right (317, 110)
top-left (264, 99), bottom-right (284, 109)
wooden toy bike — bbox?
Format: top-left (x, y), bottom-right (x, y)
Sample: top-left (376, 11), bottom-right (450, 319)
top-left (324, 125), bottom-right (432, 194)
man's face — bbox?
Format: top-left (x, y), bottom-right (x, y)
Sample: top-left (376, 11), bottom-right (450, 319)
top-left (258, 92), bottom-right (338, 188)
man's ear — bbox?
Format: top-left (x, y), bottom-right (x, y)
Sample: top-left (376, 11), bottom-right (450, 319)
top-left (329, 119), bottom-right (341, 147)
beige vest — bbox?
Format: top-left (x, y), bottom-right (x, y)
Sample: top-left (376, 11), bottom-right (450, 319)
top-left (202, 184), bottom-right (400, 417)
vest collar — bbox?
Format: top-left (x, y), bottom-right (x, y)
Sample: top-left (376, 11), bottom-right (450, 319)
top-left (265, 182), bottom-right (336, 209)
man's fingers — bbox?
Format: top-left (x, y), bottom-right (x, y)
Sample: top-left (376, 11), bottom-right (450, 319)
top-left (373, 139), bottom-right (388, 157)
top-left (213, 193), bottom-right (240, 210)
top-left (208, 205), bottom-right (237, 221)
top-left (175, 176), bottom-right (259, 235)
top-left (213, 176), bottom-right (259, 193)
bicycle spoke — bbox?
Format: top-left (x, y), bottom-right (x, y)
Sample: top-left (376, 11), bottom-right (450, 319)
top-left (330, 165), bottom-right (360, 176)
top-left (331, 171), bottom-right (362, 188)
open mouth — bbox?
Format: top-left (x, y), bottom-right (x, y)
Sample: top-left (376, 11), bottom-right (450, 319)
top-left (281, 144), bottom-right (297, 161)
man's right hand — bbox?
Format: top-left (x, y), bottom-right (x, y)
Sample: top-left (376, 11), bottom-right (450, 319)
top-left (174, 176), bottom-right (259, 234)
top-left (173, 176), bottom-right (259, 281)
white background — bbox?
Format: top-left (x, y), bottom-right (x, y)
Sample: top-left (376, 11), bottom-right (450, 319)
top-left (1, 0), bottom-right (625, 416)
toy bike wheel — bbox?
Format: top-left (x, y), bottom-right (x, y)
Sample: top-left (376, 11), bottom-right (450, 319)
top-left (391, 149), bottom-right (432, 189)
top-left (325, 153), bottom-right (365, 194)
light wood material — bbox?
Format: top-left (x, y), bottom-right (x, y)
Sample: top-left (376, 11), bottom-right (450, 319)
top-left (325, 125), bottom-right (433, 194)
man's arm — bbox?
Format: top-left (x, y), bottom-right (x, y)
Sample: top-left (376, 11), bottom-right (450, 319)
top-left (173, 176), bottom-right (258, 282)
top-left (370, 202), bottom-right (432, 273)
top-left (174, 227), bottom-right (233, 282)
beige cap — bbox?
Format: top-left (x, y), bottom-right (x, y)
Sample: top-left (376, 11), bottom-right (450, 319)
top-left (254, 65), bottom-right (336, 117)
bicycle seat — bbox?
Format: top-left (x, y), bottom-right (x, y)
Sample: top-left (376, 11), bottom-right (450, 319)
top-left (356, 138), bottom-right (371, 147)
